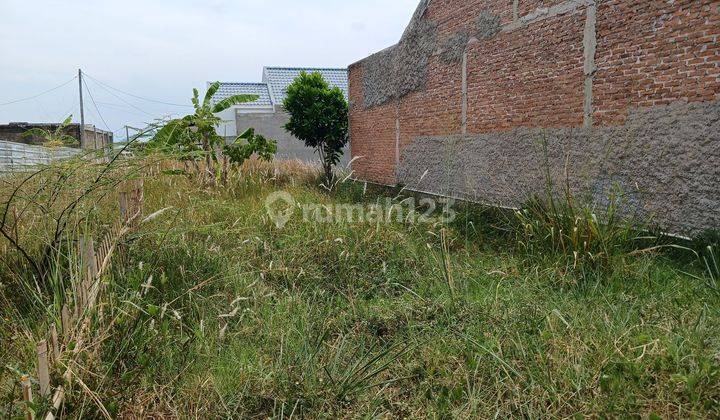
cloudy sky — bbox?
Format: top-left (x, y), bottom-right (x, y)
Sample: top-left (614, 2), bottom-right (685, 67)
top-left (0, 0), bottom-right (418, 139)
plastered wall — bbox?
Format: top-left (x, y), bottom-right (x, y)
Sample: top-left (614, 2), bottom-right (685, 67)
top-left (349, 0), bottom-right (720, 235)
top-left (236, 109), bottom-right (350, 165)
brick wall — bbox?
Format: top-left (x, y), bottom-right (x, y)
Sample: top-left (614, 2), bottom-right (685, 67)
top-left (348, 0), bottom-right (720, 234)
top-left (593, 0), bottom-right (720, 124)
top-left (466, 9), bottom-right (586, 131)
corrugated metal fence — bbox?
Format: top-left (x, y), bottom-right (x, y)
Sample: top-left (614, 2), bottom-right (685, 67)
top-left (0, 140), bottom-right (81, 174)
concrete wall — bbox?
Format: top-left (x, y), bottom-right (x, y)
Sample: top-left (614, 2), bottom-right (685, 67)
top-left (349, 0), bottom-right (720, 236)
top-left (215, 108), bottom-right (238, 139)
top-left (236, 107), bottom-right (351, 166)
top-left (0, 123), bottom-right (112, 150)
top-left (0, 140), bottom-right (81, 174)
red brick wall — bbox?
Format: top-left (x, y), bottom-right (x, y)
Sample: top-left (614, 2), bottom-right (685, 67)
top-left (517, 1), bottom-right (568, 17)
top-left (427, 0), bottom-right (515, 33)
top-left (467, 9), bottom-right (586, 132)
top-left (593, 0), bottom-right (720, 124)
top-left (349, 0), bottom-right (720, 185)
top-left (348, 65), bottom-right (398, 185)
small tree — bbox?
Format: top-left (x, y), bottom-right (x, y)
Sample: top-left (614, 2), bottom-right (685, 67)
top-left (283, 72), bottom-right (348, 184)
top-left (21, 115), bottom-right (78, 147)
top-left (150, 82), bottom-right (276, 184)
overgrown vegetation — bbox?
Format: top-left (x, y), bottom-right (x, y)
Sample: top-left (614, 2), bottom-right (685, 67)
top-left (21, 115), bottom-right (78, 147)
top-left (148, 82), bottom-right (277, 185)
top-left (1, 156), bottom-right (718, 418)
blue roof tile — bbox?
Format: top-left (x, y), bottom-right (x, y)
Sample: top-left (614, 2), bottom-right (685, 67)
top-left (213, 67), bottom-right (347, 109)
top-left (263, 67), bottom-right (348, 104)
top-left (212, 83), bottom-right (273, 108)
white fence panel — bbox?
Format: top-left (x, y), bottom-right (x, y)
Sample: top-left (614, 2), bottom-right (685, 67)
top-left (0, 140), bottom-right (82, 175)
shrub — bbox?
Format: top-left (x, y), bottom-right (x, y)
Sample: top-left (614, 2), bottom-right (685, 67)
top-left (283, 72), bottom-right (348, 185)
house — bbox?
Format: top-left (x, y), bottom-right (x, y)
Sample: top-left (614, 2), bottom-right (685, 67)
top-left (213, 67), bottom-right (349, 164)
top-left (348, 0), bottom-right (719, 236)
top-left (0, 122), bottom-right (112, 150)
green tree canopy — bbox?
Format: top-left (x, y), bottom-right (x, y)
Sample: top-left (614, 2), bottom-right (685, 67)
top-left (283, 72), bottom-right (348, 183)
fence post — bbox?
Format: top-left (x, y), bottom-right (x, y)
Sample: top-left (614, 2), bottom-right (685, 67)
top-left (21, 374), bottom-right (34, 420)
top-left (83, 237), bottom-right (97, 307)
top-left (36, 340), bottom-right (50, 397)
top-left (130, 179), bottom-right (143, 225)
top-left (49, 324), bottom-right (60, 362)
top-left (118, 190), bottom-right (128, 222)
top-left (61, 305), bottom-right (70, 338)
top-left (76, 238), bottom-right (86, 316)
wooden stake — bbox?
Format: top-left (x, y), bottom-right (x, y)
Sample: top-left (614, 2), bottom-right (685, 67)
top-left (36, 340), bottom-right (50, 396)
top-left (44, 386), bottom-right (65, 420)
top-left (21, 374), bottom-right (34, 420)
top-left (76, 238), bottom-right (86, 313)
top-left (85, 236), bottom-right (97, 280)
top-left (119, 191), bottom-right (128, 222)
top-left (61, 305), bottom-right (70, 338)
top-left (49, 324), bottom-right (60, 361)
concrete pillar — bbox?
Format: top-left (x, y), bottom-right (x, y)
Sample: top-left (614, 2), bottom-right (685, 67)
top-left (395, 102), bottom-right (401, 170)
top-left (461, 51), bottom-right (468, 136)
top-left (583, 2), bottom-right (598, 127)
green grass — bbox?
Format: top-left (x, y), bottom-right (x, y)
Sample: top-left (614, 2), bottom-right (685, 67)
top-left (1, 158), bottom-right (719, 418)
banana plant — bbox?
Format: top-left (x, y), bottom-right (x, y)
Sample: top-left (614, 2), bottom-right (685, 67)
top-left (150, 82), bottom-right (263, 184)
top-left (224, 128), bottom-right (277, 166)
top-left (21, 115), bottom-right (78, 147)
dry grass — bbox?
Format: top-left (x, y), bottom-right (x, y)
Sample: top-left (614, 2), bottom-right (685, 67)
top-left (1, 155), bottom-right (718, 418)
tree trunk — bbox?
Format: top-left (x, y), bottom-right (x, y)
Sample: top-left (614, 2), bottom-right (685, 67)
top-left (221, 154), bottom-right (229, 186)
top-left (201, 136), bottom-right (215, 186)
top-left (317, 145), bottom-right (333, 186)
top-left (324, 163), bottom-right (333, 186)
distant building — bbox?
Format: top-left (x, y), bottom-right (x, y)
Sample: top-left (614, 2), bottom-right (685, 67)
top-left (0, 122), bottom-right (112, 150)
top-left (212, 67), bottom-right (349, 164)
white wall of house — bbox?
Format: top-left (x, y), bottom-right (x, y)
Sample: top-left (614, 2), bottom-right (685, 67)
top-left (215, 108), bottom-right (237, 139)
top-left (215, 106), bottom-right (277, 140)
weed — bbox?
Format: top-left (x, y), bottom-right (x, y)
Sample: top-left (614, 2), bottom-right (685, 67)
top-left (1, 156), bottom-right (718, 418)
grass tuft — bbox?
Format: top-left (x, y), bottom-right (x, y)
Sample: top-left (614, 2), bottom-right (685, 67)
top-left (1, 156), bottom-right (719, 418)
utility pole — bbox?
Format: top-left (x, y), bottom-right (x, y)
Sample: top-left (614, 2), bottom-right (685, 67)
top-left (78, 69), bottom-right (86, 149)
top-left (125, 125), bottom-right (130, 144)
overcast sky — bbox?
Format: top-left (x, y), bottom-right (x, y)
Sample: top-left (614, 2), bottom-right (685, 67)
top-left (0, 0), bottom-right (418, 139)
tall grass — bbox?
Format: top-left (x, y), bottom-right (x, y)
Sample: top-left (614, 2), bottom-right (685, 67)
top-left (512, 139), bottom-right (641, 275)
top-left (703, 245), bottom-right (719, 294)
top-left (2, 155), bottom-right (719, 418)
top-left (513, 190), bottom-right (637, 273)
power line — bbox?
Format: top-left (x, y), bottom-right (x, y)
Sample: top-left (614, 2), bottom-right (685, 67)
top-left (83, 72), bottom-right (193, 108)
top-left (96, 102), bottom-right (156, 118)
top-left (84, 76), bottom-right (155, 117)
top-left (82, 78), bottom-right (112, 131)
top-left (0, 76), bottom-right (77, 107)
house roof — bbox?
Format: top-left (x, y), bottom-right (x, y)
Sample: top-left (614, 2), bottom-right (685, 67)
top-left (213, 67), bottom-right (348, 109)
top-left (212, 83), bottom-right (273, 108)
top-left (262, 67), bottom-right (349, 104)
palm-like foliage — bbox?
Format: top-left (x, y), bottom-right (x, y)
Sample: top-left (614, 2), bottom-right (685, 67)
top-left (21, 115), bottom-right (78, 147)
top-left (224, 128), bottom-right (277, 166)
top-left (149, 82), bottom-right (276, 185)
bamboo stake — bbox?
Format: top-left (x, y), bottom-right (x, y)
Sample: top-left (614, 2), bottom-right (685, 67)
top-left (61, 306), bottom-right (70, 338)
top-left (118, 191), bottom-right (128, 222)
top-left (37, 180), bottom-right (143, 420)
top-left (36, 341), bottom-right (50, 396)
top-left (84, 237), bottom-right (97, 308)
top-left (76, 238), bottom-right (86, 314)
top-left (44, 386), bottom-right (65, 420)
top-left (49, 324), bottom-right (60, 361)
top-left (21, 374), bottom-right (34, 420)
